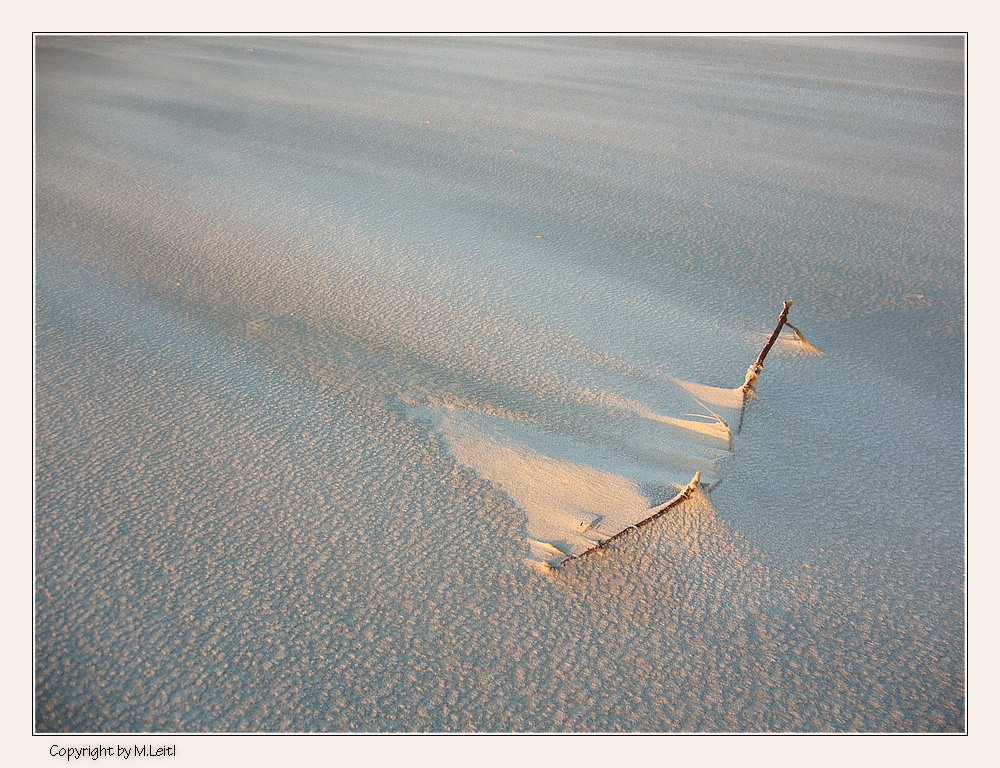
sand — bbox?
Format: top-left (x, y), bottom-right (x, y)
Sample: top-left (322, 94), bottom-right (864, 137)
top-left (34, 35), bottom-right (965, 732)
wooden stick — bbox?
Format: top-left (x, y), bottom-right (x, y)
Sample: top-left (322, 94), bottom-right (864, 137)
top-left (737, 300), bottom-right (792, 433)
top-left (556, 472), bottom-right (701, 566)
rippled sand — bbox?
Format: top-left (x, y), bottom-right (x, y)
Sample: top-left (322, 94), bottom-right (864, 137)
top-left (34, 35), bottom-right (965, 732)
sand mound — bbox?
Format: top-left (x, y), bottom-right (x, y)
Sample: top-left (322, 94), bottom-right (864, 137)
top-left (409, 371), bottom-right (739, 567)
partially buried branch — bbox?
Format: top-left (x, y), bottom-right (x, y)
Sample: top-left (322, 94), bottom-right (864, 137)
top-left (737, 300), bottom-right (792, 433)
top-left (552, 302), bottom-right (799, 568)
top-left (556, 471), bottom-right (701, 567)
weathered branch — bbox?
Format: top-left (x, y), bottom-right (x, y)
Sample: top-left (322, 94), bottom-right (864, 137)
top-left (556, 471), bottom-right (701, 566)
top-left (738, 300), bottom-right (792, 433)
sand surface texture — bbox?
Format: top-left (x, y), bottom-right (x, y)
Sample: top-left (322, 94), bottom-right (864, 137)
top-left (35, 36), bottom-right (965, 732)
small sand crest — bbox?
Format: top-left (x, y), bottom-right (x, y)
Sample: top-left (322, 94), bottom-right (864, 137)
top-left (596, 391), bottom-right (732, 446)
top-left (672, 378), bottom-right (743, 408)
top-left (775, 326), bottom-right (824, 356)
top-left (656, 414), bottom-right (732, 444)
top-left (671, 378), bottom-right (743, 427)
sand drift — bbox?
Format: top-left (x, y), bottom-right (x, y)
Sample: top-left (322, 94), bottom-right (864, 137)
top-left (411, 302), bottom-right (819, 567)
